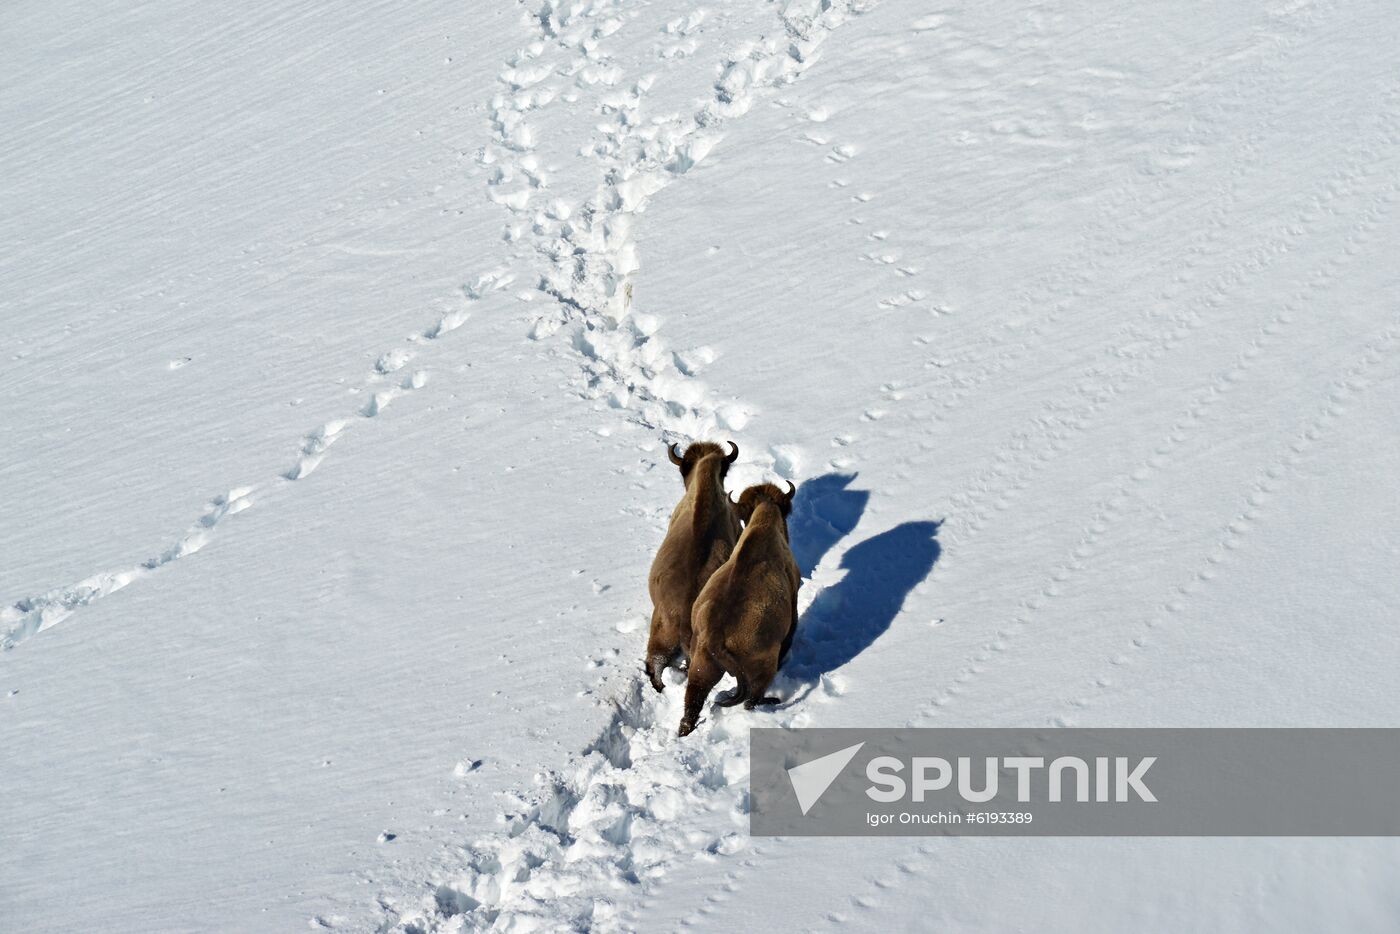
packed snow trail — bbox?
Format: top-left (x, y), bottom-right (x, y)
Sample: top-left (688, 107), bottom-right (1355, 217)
top-left (375, 3), bottom-right (884, 931)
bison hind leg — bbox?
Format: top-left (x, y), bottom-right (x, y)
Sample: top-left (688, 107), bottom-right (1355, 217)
top-left (644, 608), bottom-right (683, 692)
top-left (644, 653), bottom-right (671, 693)
top-left (739, 653), bottom-right (781, 710)
top-left (715, 675), bottom-right (749, 707)
top-left (679, 649), bottom-right (724, 736)
top-left (709, 643), bottom-right (748, 707)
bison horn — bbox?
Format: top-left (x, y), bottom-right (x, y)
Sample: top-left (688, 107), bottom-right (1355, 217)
top-left (725, 441), bottom-right (739, 463)
top-left (783, 480), bottom-right (797, 501)
top-left (667, 442), bottom-right (685, 466)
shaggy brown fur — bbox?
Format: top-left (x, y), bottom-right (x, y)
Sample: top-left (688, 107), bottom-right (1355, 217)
top-left (644, 440), bottom-right (741, 692)
top-left (679, 481), bottom-right (800, 736)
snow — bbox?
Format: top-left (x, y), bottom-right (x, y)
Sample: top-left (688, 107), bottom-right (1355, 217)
top-left (3, 0), bottom-right (1399, 930)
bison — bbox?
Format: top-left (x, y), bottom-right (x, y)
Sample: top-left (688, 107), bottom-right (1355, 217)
top-left (679, 480), bottom-right (800, 736)
top-left (644, 440), bottom-right (741, 692)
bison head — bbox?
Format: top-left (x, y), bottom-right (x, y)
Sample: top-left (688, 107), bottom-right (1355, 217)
top-left (731, 480), bottom-right (796, 524)
top-left (666, 440), bottom-right (739, 488)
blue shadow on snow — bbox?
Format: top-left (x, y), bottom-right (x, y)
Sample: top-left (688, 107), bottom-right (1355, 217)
top-left (788, 473), bottom-right (870, 578)
top-left (786, 519), bottom-right (943, 681)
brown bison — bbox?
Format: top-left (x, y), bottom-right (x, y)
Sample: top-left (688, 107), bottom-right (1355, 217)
top-left (679, 481), bottom-right (800, 736)
top-left (645, 440), bottom-right (741, 692)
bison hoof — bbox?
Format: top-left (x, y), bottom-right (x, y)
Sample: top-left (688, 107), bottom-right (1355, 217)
top-left (743, 695), bottom-right (782, 710)
top-left (677, 718), bottom-right (698, 737)
top-left (645, 655), bottom-right (673, 693)
top-left (644, 665), bottom-right (666, 693)
top-left (715, 688), bottom-right (746, 707)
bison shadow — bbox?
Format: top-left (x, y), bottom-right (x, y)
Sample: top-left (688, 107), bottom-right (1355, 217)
top-left (789, 473), bottom-right (870, 578)
top-left (785, 518), bottom-right (943, 684)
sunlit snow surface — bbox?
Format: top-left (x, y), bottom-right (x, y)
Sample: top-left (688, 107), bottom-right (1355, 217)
top-left (3, 0), bottom-right (1399, 930)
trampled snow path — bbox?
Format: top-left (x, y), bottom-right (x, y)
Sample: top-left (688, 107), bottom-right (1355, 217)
top-left (0, 486), bottom-right (253, 648)
top-left (375, 2), bottom-right (886, 931)
top-left (485, 0), bottom-right (878, 448)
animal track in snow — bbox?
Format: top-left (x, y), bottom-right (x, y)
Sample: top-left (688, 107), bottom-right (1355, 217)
top-left (791, 85), bottom-right (925, 311)
top-left (911, 162), bottom-right (1400, 723)
top-left (5, 184), bottom-right (516, 649)
top-left (662, 9), bottom-right (706, 37)
top-left (524, 0), bottom-right (866, 438)
top-left (929, 109), bottom-right (1400, 579)
top-left (1055, 318), bottom-right (1400, 723)
top-left (1, 487), bottom-right (254, 650)
top-left (825, 142), bottom-right (856, 163)
top-left (375, 349), bottom-right (414, 375)
top-left (362, 371), bottom-right (428, 418)
top-left (657, 9), bottom-right (706, 59)
top-left (915, 21), bottom-right (1361, 428)
top-left (672, 345), bottom-right (716, 377)
top-left (877, 289), bottom-right (928, 309)
top-left (285, 420), bottom-right (348, 480)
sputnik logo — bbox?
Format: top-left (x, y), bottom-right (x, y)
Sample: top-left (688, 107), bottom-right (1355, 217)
top-left (787, 742), bottom-right (865, 815)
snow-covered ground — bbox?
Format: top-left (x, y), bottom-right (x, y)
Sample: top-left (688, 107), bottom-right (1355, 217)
top-left (4, 0), bottom-right (1399, 930)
